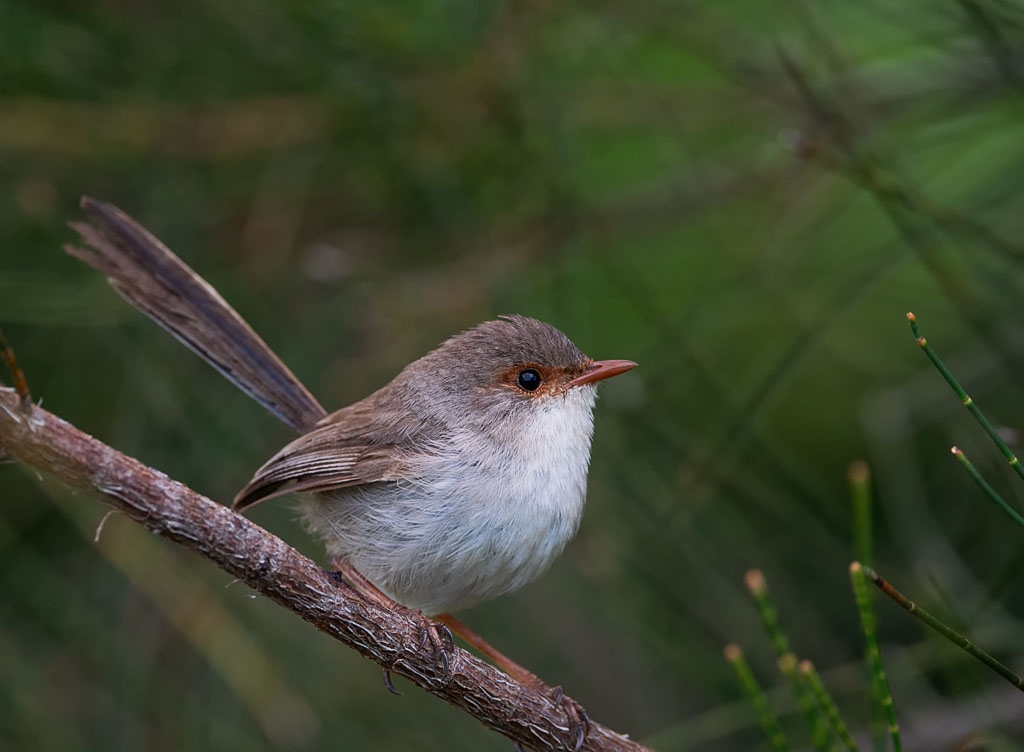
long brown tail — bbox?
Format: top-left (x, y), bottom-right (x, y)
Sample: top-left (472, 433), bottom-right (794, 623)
top-left (67, 196), bottom-right (328, 433)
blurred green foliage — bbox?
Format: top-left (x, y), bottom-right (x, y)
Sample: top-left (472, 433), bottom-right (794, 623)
top-left (2, 1), bottom-right (1024, 749)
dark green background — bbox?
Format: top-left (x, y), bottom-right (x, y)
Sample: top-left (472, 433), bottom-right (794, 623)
top-left (2, 1), bottom-right (1023, 749)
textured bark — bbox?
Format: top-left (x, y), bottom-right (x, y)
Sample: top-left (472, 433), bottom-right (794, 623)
top-left (0, 386), bottom-right (651, 752)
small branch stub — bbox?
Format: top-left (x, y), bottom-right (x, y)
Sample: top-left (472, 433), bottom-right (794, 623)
top-left (0, 328), bottom-right (32, 409)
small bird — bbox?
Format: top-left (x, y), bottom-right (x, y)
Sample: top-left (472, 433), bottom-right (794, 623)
top-left (68, 198), bottom-right (635, 742)
top-left (233, 315), bottom-right (636, 616)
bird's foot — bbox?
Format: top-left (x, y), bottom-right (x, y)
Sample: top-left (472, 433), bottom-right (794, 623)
top-left (327, 558), bottom-right (455, 682)
top-left (544, 684), bottom-right (590, 752)
top-left (380, 611), bottom-right (455, 689)
top-left (415, 616), bottom-right (456, 677)
top-left (434, 613), bottom-right (589, 750)
top-left (510, 681), bottom-right (589, 752)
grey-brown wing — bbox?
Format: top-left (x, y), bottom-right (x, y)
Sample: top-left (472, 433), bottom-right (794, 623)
top-left (232, 439), bottom-right (401, 510)
top-left (233, 394), bottom-right (434, 510)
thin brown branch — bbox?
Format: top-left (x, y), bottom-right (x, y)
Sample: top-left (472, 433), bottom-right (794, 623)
top-left (0, 386), bottom-right (651, 752)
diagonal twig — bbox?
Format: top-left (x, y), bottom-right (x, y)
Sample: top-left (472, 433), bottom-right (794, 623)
top-left (0, 385), bottom-right (649, 752)
top-left (860, 563), bottom-right (1024, 694)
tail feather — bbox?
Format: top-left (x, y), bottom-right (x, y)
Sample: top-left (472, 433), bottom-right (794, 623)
top-left (67, 196), bottom-right (327, 433)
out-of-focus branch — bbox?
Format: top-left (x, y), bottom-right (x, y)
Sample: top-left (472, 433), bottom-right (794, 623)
top-left (0, 386), bottom-right (651, 752)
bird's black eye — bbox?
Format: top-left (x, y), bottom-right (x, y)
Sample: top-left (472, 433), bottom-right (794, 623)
top-left (516, 368), bottom-right (542, 392)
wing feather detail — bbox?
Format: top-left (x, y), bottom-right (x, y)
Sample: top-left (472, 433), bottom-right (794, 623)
top-left (232, 394), bottom-right (437, 510)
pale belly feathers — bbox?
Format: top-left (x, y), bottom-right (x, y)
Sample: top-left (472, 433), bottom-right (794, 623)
top-left (298, 385), bottom-right (598, 615)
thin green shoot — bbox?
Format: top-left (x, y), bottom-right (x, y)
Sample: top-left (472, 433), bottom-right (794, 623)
top-left (906, 311), bottom-right (1024, 484)
top-left (848, 461), bottom-right (885, 752)
top-left (850, 562), bottom-right (902, 752)
top-left (799, 660), bottom-right (859, 752)
top-left (778, 653), bottom-right (833, 752)
top-left (744, 569), bottom-right (791, 657)
top-left (723, 643), bottom-right (791, 752)
top-left (744, 571), bottom-right (831, 748)
top-left (848, 461), bottom-right (873, 569)
top-left (860, 564), bottom-right (1024, 693)
top-left (951, 446), bottom-right (1024, 530)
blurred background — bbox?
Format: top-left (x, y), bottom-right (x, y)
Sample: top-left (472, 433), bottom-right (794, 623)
top-left (2, 1), bottom-right (1024, 750)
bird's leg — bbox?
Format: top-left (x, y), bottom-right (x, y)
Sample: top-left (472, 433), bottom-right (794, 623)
top-left (435, 613), bottom-right (539, 685)
top-left (330, 558), bottom-right (400, 610)
top-left (329, 558), bottom-right (454, 680)
top-left (436, 613), bottom-right (590, 752)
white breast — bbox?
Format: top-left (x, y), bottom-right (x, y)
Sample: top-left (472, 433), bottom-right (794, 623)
top-left (298, 385), bottom-right (598, 615)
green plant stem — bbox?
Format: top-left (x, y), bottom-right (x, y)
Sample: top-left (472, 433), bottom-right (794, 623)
top-left (850, 562), bottom-right (902, 752)
top-left (951, 446), bottom-right (1024, 530)
top-left (724, 644), bottom-right (790, 752)
top-left (799, 660), bottom-right (859, 752)
top-left (848, 460), bottom-right (874, 572)
top-left (847, 461), bottom-right (885, 752)
top-left (744, 569), bottom-right (791, 657)
top-left (860, 564), bottom-right (1024, 693)
top-left (778, 654), bottom-right (833, 752)
top-left (745, 571), bottom-right (831, 749)
top-left (907, 311), bottom-right (1024, 484)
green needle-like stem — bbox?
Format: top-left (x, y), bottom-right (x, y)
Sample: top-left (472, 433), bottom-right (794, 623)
top-left (850, 562), bottom-right (902, 752)
top-left (847, 461), bottom-right (885, 752)
top-left (907, 311), bottom-right (1024, 483)
top-left (848, 461), bottom-right (874, 572)
top-left (778, 654), bottom-right (833, 752)
top-left (745, 571), bottom-right (831, 748)
top-left (861, 564), bottom-right (1024, 693)
top-left (724, 644), bottom-right (791, 752)
top-left (951, 446), bottom-right (1024, 530)
top-left (744, 569), bottom-right (791, 657)
top-left (799, 660), bottom-right (860, 752)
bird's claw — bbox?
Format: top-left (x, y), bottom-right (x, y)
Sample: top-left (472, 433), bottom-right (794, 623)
top-left (436, 621), bottom-right (455, 652)
top-left (415, 619), bottom-right (455, 678)
top-left (547, 686), bottom-right (589, 752)
top-left (323, 561), bottom-right (453, 683)
top-left (381, 668), bottom-right (403, 696)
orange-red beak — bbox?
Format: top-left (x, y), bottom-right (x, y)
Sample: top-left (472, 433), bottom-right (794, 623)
top-left (566, 359), bottom-right (638, 388)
